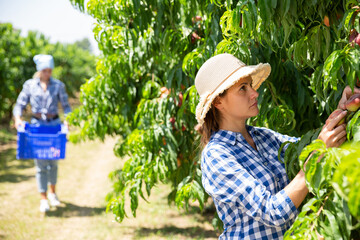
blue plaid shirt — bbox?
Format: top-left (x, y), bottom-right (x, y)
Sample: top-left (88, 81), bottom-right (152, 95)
top-left (201, 125), bottom-right (300, 239)
top-left (13, 77), bottom-right (71, 117)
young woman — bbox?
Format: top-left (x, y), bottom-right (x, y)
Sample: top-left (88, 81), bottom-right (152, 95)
top-left (13, 54), bottom-right (71, 212)
top-left (194, 53), bottom-right (359, 239)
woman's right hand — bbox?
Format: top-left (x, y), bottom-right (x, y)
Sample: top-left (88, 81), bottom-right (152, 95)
top-left (318, 110), bottom-right (348, 148)
top-left (14, 117), bottom-right (24, 130)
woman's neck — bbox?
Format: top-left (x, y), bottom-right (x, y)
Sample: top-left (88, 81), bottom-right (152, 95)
top-left (219, 117), bottom-right (249, 137)
top-left (219, 117), bottom-right (257, 150)
top-left (40, 77), bottom-right (50, 83)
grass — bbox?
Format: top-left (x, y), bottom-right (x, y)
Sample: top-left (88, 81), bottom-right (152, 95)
top-left (0, 137), bottom-right (217, 240)
top-left (0, 95), bottom-right (217, 239)
top-left (0, 126), bottom-right (16, 145)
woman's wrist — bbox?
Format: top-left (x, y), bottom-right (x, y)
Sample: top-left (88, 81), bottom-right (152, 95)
top-left (298, 169), bottom-right (305, 178)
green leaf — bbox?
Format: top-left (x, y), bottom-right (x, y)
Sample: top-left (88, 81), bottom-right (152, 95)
top-left (323, 50), bottom-right (343, 90)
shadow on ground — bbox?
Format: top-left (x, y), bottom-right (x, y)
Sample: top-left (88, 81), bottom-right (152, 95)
top-left (135, 225), bottom-right (217, 239)
top-left (0, 172), bottom-right (34, 183)
top-left (46, 201), bottom-right (106, 218)
top-left (166, 204), bottom-right (217, 225)
top-left (0, 147), bottom-right (35, 183)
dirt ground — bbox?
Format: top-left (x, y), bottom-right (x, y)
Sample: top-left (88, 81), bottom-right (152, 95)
top-left (0, 136), bottom-right (218, 240)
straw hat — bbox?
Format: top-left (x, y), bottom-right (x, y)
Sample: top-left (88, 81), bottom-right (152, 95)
top-left (194, 53), bottom-right (271, 125)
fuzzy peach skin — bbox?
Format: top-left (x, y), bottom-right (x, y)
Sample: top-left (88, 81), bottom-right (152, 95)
top-left (337, 86), bottom-right (360, 110)
top-left (345, 93), bottom-right (360, 112)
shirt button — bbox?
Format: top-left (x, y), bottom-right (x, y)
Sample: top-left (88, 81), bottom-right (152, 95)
top-left (264, 162), bottom-right (268, 166)
top-left (275, 177), bottom-right (280, 182)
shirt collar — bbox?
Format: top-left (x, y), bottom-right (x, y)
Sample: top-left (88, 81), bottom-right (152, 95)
top-left (35, 77), bottom-right (54, 85)
top-left (210, 125), bottom-right (260, 146)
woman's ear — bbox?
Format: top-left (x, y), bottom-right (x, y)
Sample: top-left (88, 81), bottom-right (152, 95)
top-left (213, 96), bottom-right (223, 110)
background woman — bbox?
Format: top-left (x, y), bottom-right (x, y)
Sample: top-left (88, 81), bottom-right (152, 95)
top-left (194, 53), bottom-right (359, 239)
top-left (13, 54), bottom-right (71, 212)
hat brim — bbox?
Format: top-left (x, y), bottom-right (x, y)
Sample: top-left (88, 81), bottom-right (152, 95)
top-left (196, 63), bottom-right (271, 125)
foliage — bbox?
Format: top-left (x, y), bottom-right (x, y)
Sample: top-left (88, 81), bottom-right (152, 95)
top-left (0, 23), bottom-right (96, 123)
top-left (69, 0), bottom-right (360, 237)
top-left (282, 139), bottom-right (360, 239)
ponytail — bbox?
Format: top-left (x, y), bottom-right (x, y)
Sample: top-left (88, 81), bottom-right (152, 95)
top-left (197, 91), bottom-right (227, 148)
top-left (33, 71), bottom-right (41, 79)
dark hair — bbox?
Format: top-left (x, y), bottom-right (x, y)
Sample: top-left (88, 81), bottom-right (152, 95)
top-left (197, 91), bottom-right (227, 148)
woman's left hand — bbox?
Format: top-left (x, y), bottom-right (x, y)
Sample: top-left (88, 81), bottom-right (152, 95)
top-left (318, 110), bottom-right (347, 148)
top-left (337, 86), bottom-right (360, 110)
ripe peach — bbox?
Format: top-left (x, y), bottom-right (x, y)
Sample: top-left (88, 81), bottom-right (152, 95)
top-left (349, 29), bottom-right (358, 43)
top-left (355, 33), bottom-right (360, 47)
top-left (323, 16), bottom-right (330, 27)
top-left (345, 93), bottom-right (360, 112)
top-left (160, 86), bottom-right (168, 93)
top-left (178, 93), bottom-right (183, 107)
top-left (162, 137), bottom-right (167, 146)
top-left (169, 117), bottom-right (176, 130)
top-left (181, 125), bottom-right (186, 131)
top-left (160, 87), bottom-right (170, 98)
top-left (191, 32), bottom-right (201, 44)
top-left (170, 117), bottom-right (176, 124)
top-left (192, 16), bottom-right (202, 24)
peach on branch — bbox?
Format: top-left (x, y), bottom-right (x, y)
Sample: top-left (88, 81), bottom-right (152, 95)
top-left (173, 92), bottom-right (183, 107)
top-left (191, 32), bottom-right (201, 44)
top-left (160, 86), bottom-right (170, 98)
top-left (169, 117), bottom-right (176, 130)
top-left (177, 153), bottom-right (184, 167)
top-left (356, 33), bottom-right (360, 47)
top-left (191, 16), bottom-right (202, 24)
top-left (181, 125), bottom-right (186, 131)
top-left (345, 93), bottom-right (360, 112)
top-left (178, 92), bottom-right (183, 107)
top-left (349, 29), bottom-right (358, 42)
top-left (323, 15), bottom-right (330, 27)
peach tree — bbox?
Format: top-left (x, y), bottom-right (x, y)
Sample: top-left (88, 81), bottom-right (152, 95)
top-left (69, 0), bottom-right (360, 238)
top-left (0, 23), bottom-right (95, 124)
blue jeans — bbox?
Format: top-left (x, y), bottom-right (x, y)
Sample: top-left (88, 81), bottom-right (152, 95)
top-left (31, 117), bottom-right (62, 193)
top-left (34, 159), bottom-right (58, 192)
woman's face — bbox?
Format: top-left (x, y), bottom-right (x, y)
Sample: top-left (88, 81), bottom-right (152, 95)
top-left (214, 75), bottom-right (259, 122)
top-left (41, 68), bottom-right (52, 80)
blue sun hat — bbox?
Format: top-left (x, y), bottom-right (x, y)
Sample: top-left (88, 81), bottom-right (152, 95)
top-left (33, 54), bottom-right (54, 71)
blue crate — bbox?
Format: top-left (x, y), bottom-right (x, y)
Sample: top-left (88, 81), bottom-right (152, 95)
top-left (17, 123), bottom-right (67, 160)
